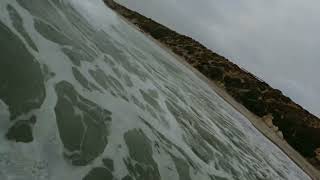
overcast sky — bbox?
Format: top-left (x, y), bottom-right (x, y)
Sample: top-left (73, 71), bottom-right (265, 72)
top-left (118, 0), bottom-right (320, 117)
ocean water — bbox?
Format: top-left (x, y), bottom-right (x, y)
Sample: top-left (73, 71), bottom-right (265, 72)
top-left (0, 0), bottom-right (310, 179)
top-left (120, 0), bottom-right (320, 118)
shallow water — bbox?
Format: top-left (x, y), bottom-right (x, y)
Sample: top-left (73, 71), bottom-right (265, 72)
top-left (0, 0), bottom-right (310, 179)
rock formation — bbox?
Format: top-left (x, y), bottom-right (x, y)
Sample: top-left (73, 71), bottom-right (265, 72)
top-left (262, 114), bottom-right (274, 128)
top-left (277, 131), bottom-right (284, 139)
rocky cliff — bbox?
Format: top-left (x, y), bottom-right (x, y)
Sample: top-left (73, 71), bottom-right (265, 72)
top-left (104, 0), bottom-right (320, 170)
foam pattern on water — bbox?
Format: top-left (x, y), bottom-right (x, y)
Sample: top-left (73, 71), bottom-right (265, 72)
top-left (0, 0), bottom-right (310, 179)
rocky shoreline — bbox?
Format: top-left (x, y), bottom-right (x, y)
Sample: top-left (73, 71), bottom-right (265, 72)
top-left (104, 0), bottom-right (320, 175)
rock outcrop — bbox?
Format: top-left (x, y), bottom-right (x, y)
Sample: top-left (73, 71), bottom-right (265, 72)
top-left (104, 0), bottom-right (320, 170)
top-left (262, 114), bottom-right (284, 139)
top-left (277, 131), bottom-right (284, 139)
top-left (262, 114), bottom-right (274, 128)
top-left (272, 126), bottom-right (279, 132)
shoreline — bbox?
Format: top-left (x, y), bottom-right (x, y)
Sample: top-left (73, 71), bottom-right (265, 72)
top-left (115, 12), bottom-right (319, 179)
top-left (114, 10), bottom-right (320, 180)
top-left (103, 1), bottom-right (320, 178)
top-left (147, 29), bottom-right (320, 180)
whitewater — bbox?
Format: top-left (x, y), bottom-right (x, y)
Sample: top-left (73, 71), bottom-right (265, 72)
top-left (0, 0), bottom-right (310, 179)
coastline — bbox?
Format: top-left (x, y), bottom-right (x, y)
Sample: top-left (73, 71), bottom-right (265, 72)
top-left (104, 0), bottom-right (320, 179)
top-left (157, 42), bottom-right (320, 180)
top-left (115, 11), bottom-right (320, 180)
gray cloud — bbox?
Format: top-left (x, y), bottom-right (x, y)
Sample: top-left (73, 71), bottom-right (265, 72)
top-left (118, 0), bottom-right (320, 117)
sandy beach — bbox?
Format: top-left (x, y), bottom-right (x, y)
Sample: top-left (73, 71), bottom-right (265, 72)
top-left (114, 11), bottom-right (320, 180)
top-left (170, 50), bottom-right (320, 180)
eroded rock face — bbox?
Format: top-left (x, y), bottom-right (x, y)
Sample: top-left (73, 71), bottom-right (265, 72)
top-left (262, 114), bottom-right (274, 128)
top-left (0, 21), bottom-right (45, 120)
top-left (54, 81), bottom-right (112, 166)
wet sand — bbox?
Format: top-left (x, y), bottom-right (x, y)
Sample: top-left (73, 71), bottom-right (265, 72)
top-left (114, 12), bottom-right (320, 180)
